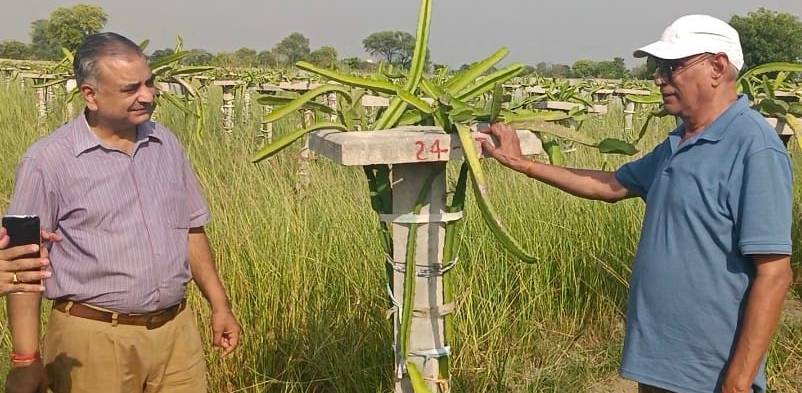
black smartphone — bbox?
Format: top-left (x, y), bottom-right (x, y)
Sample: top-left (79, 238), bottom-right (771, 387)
top-left (2, 215), bottom-right (41, 261)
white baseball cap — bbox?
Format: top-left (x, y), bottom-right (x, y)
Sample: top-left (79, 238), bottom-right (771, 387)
top-left (634, 14), bottom-right (744, 71)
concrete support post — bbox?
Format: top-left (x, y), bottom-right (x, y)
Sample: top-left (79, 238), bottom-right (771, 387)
top-left (260, 105), bottom-right (274, 144)
top-left (391, 161), bottom-right (448, 393)
top-left (242, 88), bottom-right (252, 124)
top-left (35, 85), bottom-right (47, 119)
top-left (326, 92), bottom-right (338, 121)
top-left (215, 82), bottom-right (237, 134)
top-left (295, 109), bottom-right (315, 192)
top-left (307, 126), bottom-right (543, 393)
top-left (624, 100), bottom-right (636, 135)
top-left (64, 79), bottom-right (77, 120)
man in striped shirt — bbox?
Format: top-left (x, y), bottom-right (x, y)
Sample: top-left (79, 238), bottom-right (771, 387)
top-left (4, 33), bottom-right (240, 393)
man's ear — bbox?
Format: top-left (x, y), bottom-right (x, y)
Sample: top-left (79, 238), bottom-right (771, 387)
top-left (710, 54), bottom-right (729, 83)
top-left (80, 83), bottom-right (99, 111)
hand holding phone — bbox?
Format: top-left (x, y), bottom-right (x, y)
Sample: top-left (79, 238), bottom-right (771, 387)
top-left (1, 215), bottom-right (46, 293)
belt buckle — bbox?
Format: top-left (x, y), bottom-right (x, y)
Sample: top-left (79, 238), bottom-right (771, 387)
top-left (145, 311), bottom-right (169, 330)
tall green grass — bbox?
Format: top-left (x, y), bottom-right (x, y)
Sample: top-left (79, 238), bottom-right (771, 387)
top-left (0, 80), bottom-right (799, 392)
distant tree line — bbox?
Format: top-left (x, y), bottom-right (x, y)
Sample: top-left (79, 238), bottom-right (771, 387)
top-left (2, 5), bottom-right (801, 77)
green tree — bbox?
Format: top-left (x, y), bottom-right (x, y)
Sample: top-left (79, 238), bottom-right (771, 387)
top-left (535, 62), bottom-right (549, 75)
top-left (572, 59), bottom-right (596, 78)
top-left (182, 49), bottom-right (213, 66)
top-left (273, 32), bottom-right (310, 66)
top-left (309, 46), bottom-right (338, 69)
top-left (30, 19), bottom-right (59, 60)
top-left (605, 57), bottom-right (629, 78)
top-left (340, 57), bottom-right (374, 72)
top-left (0, 40), bottom-right (33, 59)
top-left (362, 30), bottom-right (431, 69)
top-left (149, 48), bottom-right (175, 64)
top-left (234, 47), bottom-right (258, 67)
top-left (630, 63), bottom-right (653, 80)
top-left (550, 64), bottom-right (572, 78)
top-left (212, 52), bottom-right (237, 68)
top-left (257, 50), bottom-right (277, 67)
top-left (730, 8), bottom-right (802, 70)
top-left (45, 4), bottom-right (108, 52)
top-left (363, 31), bottom-right (405, 64)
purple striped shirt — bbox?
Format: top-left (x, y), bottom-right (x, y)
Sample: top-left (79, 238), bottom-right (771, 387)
top-left (6, 113), bottom-right (210, 313)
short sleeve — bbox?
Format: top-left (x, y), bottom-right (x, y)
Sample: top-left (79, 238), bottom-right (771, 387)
top-left (181, 152), bottom-right (211, 228)
top-left (5, 158), bottom-right (59, 231)
top-left (614, 142), bottom-right (666, 198)
top-left (732, 148), bottom-right (792, 255)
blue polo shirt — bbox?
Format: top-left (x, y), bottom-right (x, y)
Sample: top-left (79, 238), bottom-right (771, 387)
top-left (615, 95), bottom-right (792, 393)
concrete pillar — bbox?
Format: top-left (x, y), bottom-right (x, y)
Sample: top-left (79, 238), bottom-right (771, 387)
top-left (295, 109), bottom-right (315, 192)
top-left (197, 76), bottom-right (211, 102)
top-left (326, 92), bottom-right (338, 122)
top-left (308, 127), bottom-right (543, 393)
top-left (242, 88), bottom-right (252, 124)
top-left (614, 89), bottom-right (653, 137)
top-left (765, 117), bottom-right (794, 146)
top-left (35, 84), bottom-right (47, 119)
top-left (390, 161), bottom-right (448, 393)
top-left (214, 81), bottom-right (238, 134)
top-left (260, 105), bottom-right (274, 144)
top-left (361, 95), bottom-right (391, 129)
top-left (64, 79), bottom-right (77, 120)
top-left (624, 100), bottom-right (636, 135)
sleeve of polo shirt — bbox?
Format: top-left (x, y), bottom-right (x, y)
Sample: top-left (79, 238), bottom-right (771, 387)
top-left (180, 153), bottom-right (211, 228)
top-left (614, 143), bottom-right (662, 198)
top-left (6, 157), bottom-right (59, 232)
top-left (733, 148), bottom-right (793, 255)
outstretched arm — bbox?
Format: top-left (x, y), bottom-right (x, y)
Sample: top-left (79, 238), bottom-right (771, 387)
top-left (480, 123), bottom-right (632, 203)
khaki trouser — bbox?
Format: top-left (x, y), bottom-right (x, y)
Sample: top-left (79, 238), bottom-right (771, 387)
top-left (43, 304), bottom-right (207, 393)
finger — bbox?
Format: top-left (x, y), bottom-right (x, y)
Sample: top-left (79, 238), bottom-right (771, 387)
top-left (227, 329), bottom-right (240, 350)
top-left (41, 230), bottom-right (62, 242)
top-left (14, 269), bottom-right (51, 283)
top-left (2, 283), bottom-right (45, 293)
top-left (212, 326), bottom-right (223, 347)
top-left (0, 228), bottom-right (8, 249)
top-left (0, 244), bottom-right (40, 263)
top-left (221, 334), bottom-right (238, 357)
top-left (221, 340), bottom-right (234, 357)
top-left (4, 257), bottom-right (49, 272)
top-left (477, 123), bottom-right (492, 134)
top-left (484, 123), bottom-right (503, 137)
top-left (480, 139), bottom-right (496, 156)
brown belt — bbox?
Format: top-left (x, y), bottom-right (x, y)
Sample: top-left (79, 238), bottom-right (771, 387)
top-left (53, 299), bottom-right (186, 330)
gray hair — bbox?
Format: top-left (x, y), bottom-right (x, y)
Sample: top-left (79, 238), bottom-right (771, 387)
top-left (73, 32), bottom-right (145, 86)
top-left (728, 64), bottom-right (740, 82)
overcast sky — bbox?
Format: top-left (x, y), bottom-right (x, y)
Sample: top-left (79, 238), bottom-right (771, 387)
top-left (1, 1), bottom-right (800, 67)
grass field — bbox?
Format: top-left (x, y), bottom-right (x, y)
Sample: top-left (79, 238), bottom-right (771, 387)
top-left (0, 80), bottom-right (800, 392)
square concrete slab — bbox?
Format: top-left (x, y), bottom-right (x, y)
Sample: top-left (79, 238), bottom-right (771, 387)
top-left (309, 126), bottom-right (543, 166)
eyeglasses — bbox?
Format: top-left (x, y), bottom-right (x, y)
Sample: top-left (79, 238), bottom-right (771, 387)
top-left (652, 53), bottom-right (715, 82)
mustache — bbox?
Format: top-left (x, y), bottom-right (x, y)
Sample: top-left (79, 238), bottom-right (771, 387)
top-left (130, 104), bottom-right (153, 112)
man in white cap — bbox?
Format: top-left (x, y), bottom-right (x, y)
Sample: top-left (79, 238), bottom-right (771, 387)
top-left (480, 14), bottom-right (793, 393)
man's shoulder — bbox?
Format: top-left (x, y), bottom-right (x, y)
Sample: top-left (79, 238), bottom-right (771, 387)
top-left (21, 121), bottom-right (76, 167)
top-left (726, 108), bottom-right (787, 154)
